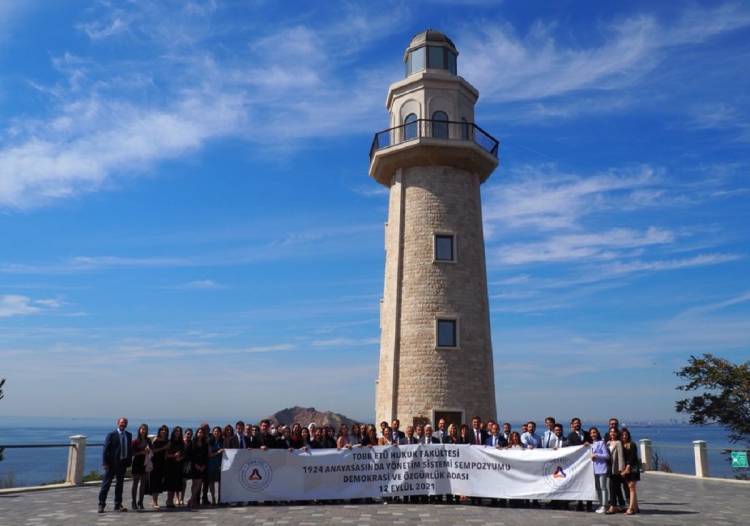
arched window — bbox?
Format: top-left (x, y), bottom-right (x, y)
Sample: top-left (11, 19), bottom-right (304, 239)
top-left (404, 113), bottom-right (418, 141)
top-left (432, 111), bottom-right (449, 139)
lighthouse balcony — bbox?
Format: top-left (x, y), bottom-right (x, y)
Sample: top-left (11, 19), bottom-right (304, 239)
top-left (368, 119), bottom-right (499, 186)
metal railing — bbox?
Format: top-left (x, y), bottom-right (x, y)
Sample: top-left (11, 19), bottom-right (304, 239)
top-left (369, 118), bottom-right (499, 161)
top-left (639, 439), bottom-right (749, 479)
top-left (0, 435), bottom-right (99, 488)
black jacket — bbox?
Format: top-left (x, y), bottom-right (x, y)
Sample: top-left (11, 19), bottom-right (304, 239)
top-left (102, 429), bottom-right (133, 468)
top-left (470, 428), bottom-right (487, 445)
top-left (252, 433), bottom-right (279, 449)
top-left (566, 430), bottom-right (591, 446)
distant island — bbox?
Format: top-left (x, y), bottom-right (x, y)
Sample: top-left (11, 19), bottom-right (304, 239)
top-left (266, 406), bottom-right (357, 428)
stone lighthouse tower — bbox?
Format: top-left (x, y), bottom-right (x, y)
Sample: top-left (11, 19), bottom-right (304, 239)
top-left (370, 30), bottom-right (499, 429)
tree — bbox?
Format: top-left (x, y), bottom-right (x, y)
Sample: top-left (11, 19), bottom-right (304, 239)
top-left (675, 354), bottom-right (750, 446)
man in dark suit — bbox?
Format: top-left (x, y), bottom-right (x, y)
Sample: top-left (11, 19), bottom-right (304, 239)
top-left (390, 419), bottom-right (405, 443)
top-left (251, 419), bottom-right (279, 449)
top-left (470, 416), bottom-right (487, 446)
top-left (566, 417), bottom-right (592, 511)
top-left (309, 427), bottom-right (327, 449)
top-left (226, 421), bottom-right (246, 449)
top-left (403, 425), bottom-right (419, 444)
top-left (566, 417), bottom-right (591, 446)
top-left (469, 416), bottom-right (487, 505)
top-left (485, 422), bottom-right (507, 448)
top-left (98, 417), bottom-right (133, 513)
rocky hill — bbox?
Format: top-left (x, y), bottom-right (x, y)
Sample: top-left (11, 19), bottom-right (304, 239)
top-left (267, 406), bottom-right (358, 428)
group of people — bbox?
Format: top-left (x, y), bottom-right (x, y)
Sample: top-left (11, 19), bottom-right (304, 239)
top-left (97, 415), bottom-right (640, 516)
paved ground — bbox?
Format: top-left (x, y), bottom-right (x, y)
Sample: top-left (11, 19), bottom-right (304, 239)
top-left (0, 474), bottom-right (746, 525)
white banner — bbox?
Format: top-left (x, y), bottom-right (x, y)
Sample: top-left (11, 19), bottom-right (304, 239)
top-left (220, 444), bottom-right (596, 503)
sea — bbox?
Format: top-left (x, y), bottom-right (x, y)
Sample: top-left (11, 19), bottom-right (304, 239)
top-left (0, 417), bottom-right (745, 487)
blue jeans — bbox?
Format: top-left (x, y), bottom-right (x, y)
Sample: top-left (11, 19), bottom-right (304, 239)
top-left (594, 474), bottom-right (610, 508)
top-left (98, 460), bottom-right (127, 508)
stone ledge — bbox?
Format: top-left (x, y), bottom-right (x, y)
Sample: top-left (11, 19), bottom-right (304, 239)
top-left (642, 470), bottom-right (750, 485)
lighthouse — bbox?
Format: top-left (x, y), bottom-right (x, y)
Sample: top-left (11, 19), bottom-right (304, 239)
top-left (370, 30), bottom-right (499, 429)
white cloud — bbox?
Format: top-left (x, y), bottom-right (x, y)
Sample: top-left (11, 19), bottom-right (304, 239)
top-left (0, 294), bottom-right (62, 318)
top-left (244, 343), bottom-right (295, 353)
top-left (602, 253), bottom-right (742, 275)
top-left (460, 3), bottom-right (750, 104)
top-left (0, 3), bottom-right (404, 209)
top-left (0, 295), bottom-right (39, 318)
top-left (494, 227), bottom-right (674, 265)
top-left (483, 164), bottom-right (659, 232)
top-left (312, 337), bottom-right (379, 348)
top-left (676, 291), bottom-right (750, 318)
top-left (175, 279), bottom-right (226, 290)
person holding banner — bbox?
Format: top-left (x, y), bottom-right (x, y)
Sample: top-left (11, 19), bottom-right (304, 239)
top-left (507, 431), bottom-right (524, 449)
top-left (414, 423), bottom-right (424, 442)
top-left (434, 418), bottom-right (446, 441)
top-left (589, 427), bottom-right (610, 514)
top-left (501, 422), bottom-right (512, 442)
top-left (350, 423), bottom-right (362, 445)
top-left (278, 426), bottom-right (295, 449)
top-left (300, 427), bottom-right (312, 449)
top-left (289, 427), bottom-right (304, 449)
top-left (521, 421), bottom-right (542, 448)
top-left (567, 417), bottom-right (591, 445)
top-left (323, 427), bottom-right (337, 448)
top-left (390, 419), bottom-right (405, 443)
top-left (336, 424), bottom-right (353, 448)
top-left (547, 423), bottom-right (566, 448)
top-left (378, 426), bottom-right (395, 446)
top-left (252, 420), bottom-right (278, 450)
top-left (228, 421), bottom-right (245, 449)
top-left (421, 424), bottom-right (440, 444)
top-left (542, 417), bottom-right (556, 448)
top-left (310, 427), bottom-right (327, 449)
top-left (485, 422), bottom-right (507, 448)
top-left (566, 418), bottom-right (592, 512)
top-left (470, 416), bottom-right (486, 446)
top-left (403, 425), bottom-right (418, 445)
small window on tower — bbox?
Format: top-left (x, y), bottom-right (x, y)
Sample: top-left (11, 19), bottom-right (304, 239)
top-left (435, 234), bottom-right (455, 262)
top-left (432, 111), bottom-right (449, 139)
top-left (436, 319), bottom-right (457, 348)
top-left (404, 113), bottom-right (418, 141)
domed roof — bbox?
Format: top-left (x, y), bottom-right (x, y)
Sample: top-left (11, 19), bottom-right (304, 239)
top-left (407, 29), bottom-right (457, 53)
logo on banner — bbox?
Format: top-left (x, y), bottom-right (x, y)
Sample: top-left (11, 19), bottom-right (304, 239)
top-left (542, 454), bottom-right (576, 488)
top-left (239, 459), bottom-right (273, 492)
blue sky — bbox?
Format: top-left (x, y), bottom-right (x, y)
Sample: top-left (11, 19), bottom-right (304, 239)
top-left (0, 0), bottom-right (748, 423)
